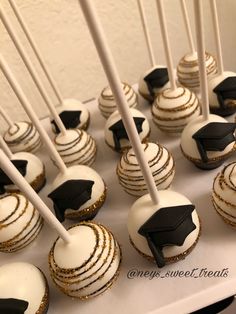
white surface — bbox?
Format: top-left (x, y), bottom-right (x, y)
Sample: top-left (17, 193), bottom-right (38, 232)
top-left (0, 92), bottom-right (236, 313)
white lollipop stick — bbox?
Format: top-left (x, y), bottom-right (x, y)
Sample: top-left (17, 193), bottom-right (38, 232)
top-left (0, 105), bottom-right (15, 128)
top-left (0, 54), bottom-right (68, 174)
top-left (194, 0), bottom-right (210, 121)
top-left (137, 0), bottom-right (156, 67)
top-left (0, 149), bottom-right (71, 243)
top-left (155, 0), bottom-right (177, 91)
top-left (0, 134), bottom-right (13, 159)
top-left (209, 0), bottom-right (224, 76)
top-left (78, 0), bottom-right (160, 205)
top-left (180, 0), bottom-right (195, 54)
top-left (8, 0), bottom-right (64, 104)
top-left (0, 4), bottom-right (67, 135)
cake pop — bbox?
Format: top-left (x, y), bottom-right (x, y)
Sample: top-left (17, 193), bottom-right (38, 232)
top-left (78, 0), bottom-right (200, 268)
top-left (212, 162), bottom-right (236, 227)
top-left (0, 262), bottom-right (49, 313)
top-left (180, 0), bottom-right (236, 170)
top-left (207, 0), bottom-right (236, 116)
top-left (151, 0), bottom-right (200, 134)
top-left (105, 108), bottom-right (150, 152)
top-left (0, 106), bottom-right (41, 154)
top-left (0, 54), bottom-right (106, 222)
top-left (117, 142), bottom-right (175, 196)
top-left (137, 0), bottom-right (170, 102)
top-left (177, 0), bottom-right (217, 91)
top-left (7, 0), bottom-right (90, 131)
top-left (0, 134), bottom-right (45, 193)
top-left (0, 149), bottom-right (121, 299)
top-left (0, 4), bottom-right (96, 165)
top-left (0, 192), bottom-right (44, 253)
top-left (98, 82), bottom-right (137, 118)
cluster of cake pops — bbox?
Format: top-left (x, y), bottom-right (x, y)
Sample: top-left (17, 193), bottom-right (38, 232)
top-left (0, 0), bottom-right (236, 313)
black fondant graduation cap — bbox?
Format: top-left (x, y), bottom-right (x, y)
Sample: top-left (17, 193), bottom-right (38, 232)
top-left (48, 179), bottom-right (94, 222)
top-left (192, 122), bottom-right (236, 163)
top-left (51, 110), bottom-right (82, 133)
top-left (0, 298), bottom-right (28, 314)
top-left (213, 77), bottom-right (236, 109)
top-left (144, 68), bottom-right (169, 96)
top-left (138, 204), bottom-right (196, 268)
top-left (0, 160), bottom-right (28, 194)
top-left (109, 117), bottom-right (145, 150)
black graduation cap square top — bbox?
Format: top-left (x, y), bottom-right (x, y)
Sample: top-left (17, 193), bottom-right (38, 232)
top-left (213, 77), bottom-right (236, 109)
top-left (0, 160), bottom-right (28, 195)
top-left (51, 110), bottom-right (82, 134)
top-left (109, 117), bottom-right (145, 150)
top-left (138, 204), bottom-right (196, 268)
top-left (144, 68), bottom-right (169, 96)
top-left (0, 298), bottom-right (28, 314)
top-left (48, 179), bottom-right (94, 222)
top-left (192, 122), bottom-right (236, 162)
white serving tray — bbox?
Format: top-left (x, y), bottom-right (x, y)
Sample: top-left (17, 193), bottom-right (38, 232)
top-left (1, 89), bottom-right (236, 314)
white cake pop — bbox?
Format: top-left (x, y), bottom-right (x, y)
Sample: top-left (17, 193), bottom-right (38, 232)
top-left (177, 51), bottom-right (217, 90)
top-left (117, 142), bottom-right (175, 196)
top-left (105, 108), bottom-right (150, 152)
top-left (53, 129), bottom-right (97, 167)
top-left (128, 190), bottom-right (200, 266)
top-left (152, 86), bottom-right (200, 133)
top-left (212, 162), bottom-right (236, 227)
top-left (98, 82), bottom-right (138, 118)
top-left (0, 193), bottom-right (43, 252)
top-left (49, 221), bottom-right (121, 299)
top-left (3, 121), bottom-right (41, 154)
top-left (51, 98), bottom-right (90, 133)
top-left (0, 262), bottom-right (49, 314)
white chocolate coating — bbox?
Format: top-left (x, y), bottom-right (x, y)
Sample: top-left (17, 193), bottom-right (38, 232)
top-left (208, 71), bottom-right (236, 110)
top-left (49, 221), bottom-right (121, 299)
top-left (3, 121), bottom-right (41, 153)
top-left (117, 142), bottom-right (175, 196)
top-left (181, 114), bottom-right (235, 162)
top-left (128, 190), bottom-right (200, 261)
top-left (53, 129), bottom-right (97, 167)
top-left (177, 51), bottom-right (217, 90)
top-left (138, 65), bottom-right (170, 101)
top-left (5, 152), bottom-right (45, 193)
top-left (0, 193), bottom-right (43, 252)
top-left (98, 83), bottom-right (138, 118)
top-left (51, 165), bottom-right (106, 219)
top-left (212, 162), bottom-right (236, 226)
top-left (51, 98), bottom-right (90, 132)
top-left (152, 87), bottom-right (200, 133)
top-left (105, 108), bottom-right (150, 152)
top-left (0, 262), bottom-right (48, 314)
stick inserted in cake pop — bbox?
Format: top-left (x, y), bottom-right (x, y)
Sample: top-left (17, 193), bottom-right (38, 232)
top-left (0, 149), bottom-right (71, 243)
top-left (0, 3), bottom-right (67, 135)
top-left (0, 134), bottom-right (13, 159)
top-left (180, 0), bottom-right (195, 54)
top-left (152, 0), bottom-right (200, 134)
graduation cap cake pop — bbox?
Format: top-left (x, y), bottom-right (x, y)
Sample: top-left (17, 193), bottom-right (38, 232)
top-left (48, 179), bottom-right (94, 222)
top-left (105, 108), bottom-right (150, 152)
top-left (144, 67), bottom-right (169, 98)
top-left (138, 204), bottom-right (196, 267)
top-left (0, 298), bottom-right (28, 314)
top-left (0, 159), bottom-right (27, 187)
top-left (51, 110), bottom-right (82, 134)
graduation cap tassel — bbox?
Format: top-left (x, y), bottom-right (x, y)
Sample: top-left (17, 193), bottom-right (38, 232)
top-left (0, 54), bottom-right (68, 175)
top-left (193, 0), bottom-right (210, 121)
top-left (0, 149), bottom-right (72, 244)
top-left (209, 0), bottom-right (224, 76)
top-left (155, 0), bottom-right (177, 92)
top-left (137, 0), bottom-right (156, 67)
top-left (7, 0), bottom-right (64, 104)
top-left (180, 0), bottom-right (195, 54)
top-left (78, 0), bottom-right (160, 205)
top-left (0, 3), bottom-right (67, 136)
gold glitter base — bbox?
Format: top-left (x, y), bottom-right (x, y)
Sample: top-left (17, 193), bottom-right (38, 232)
top-left (129, 222), bottom-right (201, 266)
top-left (105, 133), bottom-right (150, 153)
top-left (212, 200), bottom-right (236, 229)
top-left (36, 268), bottom-right (50, 314)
